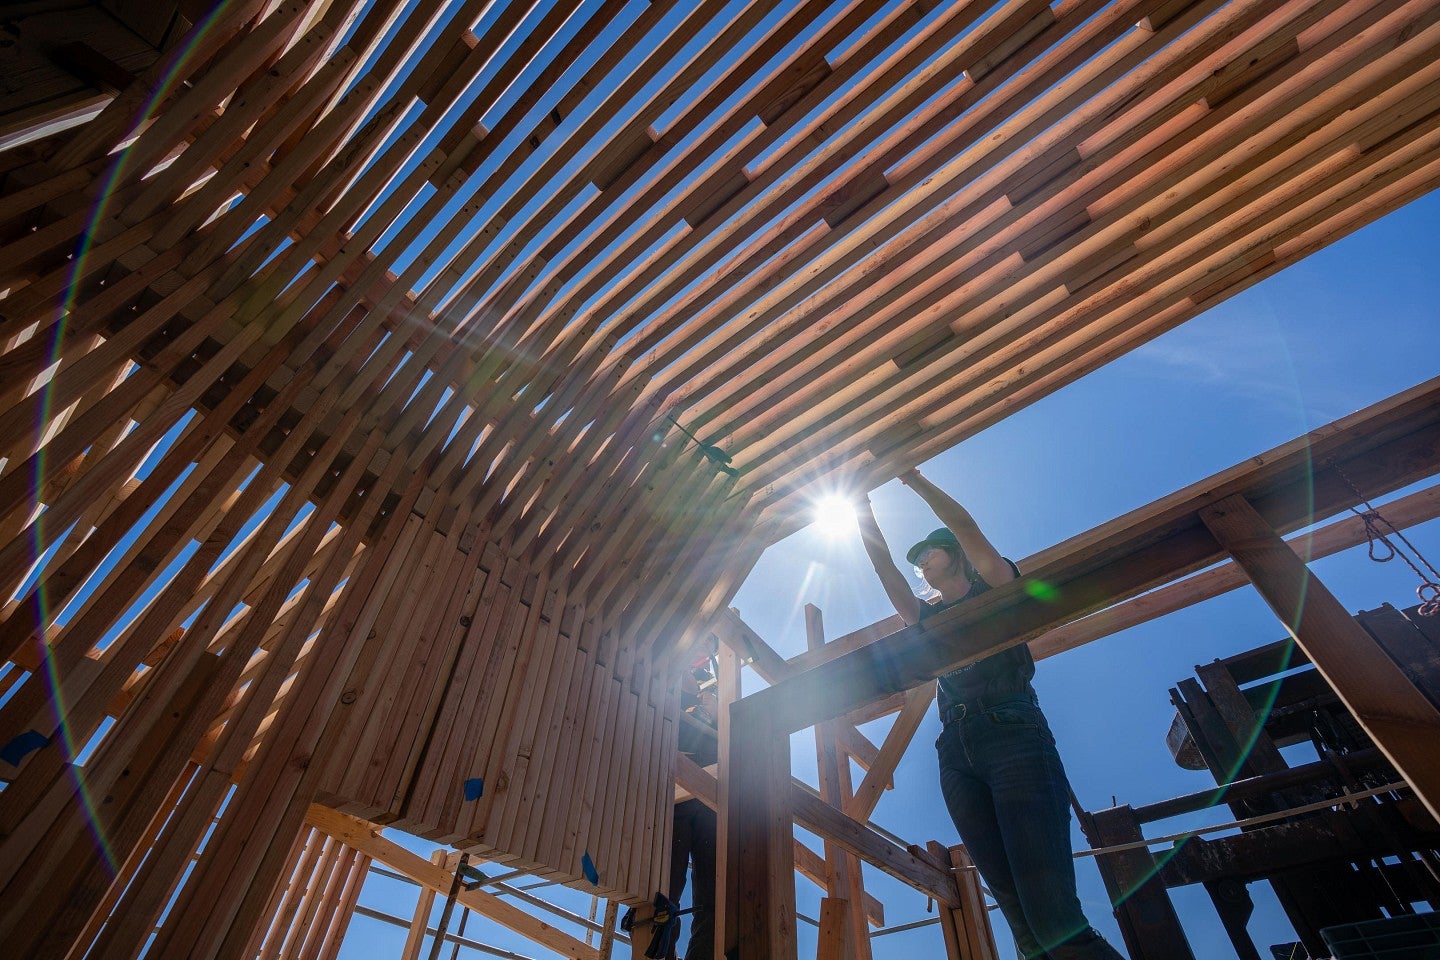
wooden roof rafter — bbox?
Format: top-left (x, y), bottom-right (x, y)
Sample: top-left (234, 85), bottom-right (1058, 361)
top-left (2, 0), bottom-right (1439, 673)
top-left (3, 3), bottom-right (1440, 950)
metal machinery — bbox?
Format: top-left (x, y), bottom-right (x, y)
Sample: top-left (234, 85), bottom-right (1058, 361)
top-left (1082, 603), bottom-right (1440, 959)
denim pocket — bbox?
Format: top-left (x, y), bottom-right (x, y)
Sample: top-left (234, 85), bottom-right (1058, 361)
top-left (985, 704), bottom-right (1039, 728)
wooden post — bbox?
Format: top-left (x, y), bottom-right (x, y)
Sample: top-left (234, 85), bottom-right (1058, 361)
top-left (815, 897), bottom-right (848, 960)
top-left (1200, 494), bottom-right (1440, 821)
top-left (400, 851), bottom-right (446, 960)
top-left (712, 641), bottom-right (740, 960)
top-left (941, 843), bottom-right (999, 960)
top-left (724, 698), bottom-right (796, 960)
top-left (1081, 806), bottom-right (1194, 960)
top-left (598, 899), bottom-right (620, 960)
top-left (627, 901), bottom-right (654, 960)
top-left (806, 605), bottom-right (870, 960)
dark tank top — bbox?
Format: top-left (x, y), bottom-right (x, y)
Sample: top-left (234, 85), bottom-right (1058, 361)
top-left (918, 559), bottom-right (1035, 716)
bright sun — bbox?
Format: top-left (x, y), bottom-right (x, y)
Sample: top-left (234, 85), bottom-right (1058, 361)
top-left (813, 494), bottom-right (857, 538)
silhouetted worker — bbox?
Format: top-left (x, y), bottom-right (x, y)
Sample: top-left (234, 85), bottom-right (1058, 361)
top-left (669, 646), bottom-right (718, 960)
top-left (854, 468), bottom-right (1126, 960)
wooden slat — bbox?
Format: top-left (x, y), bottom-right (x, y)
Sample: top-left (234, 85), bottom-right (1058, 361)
top-left (3, 0), bottom-right (1439, 954)
top-left (306, 804), bottom-right (601, 959)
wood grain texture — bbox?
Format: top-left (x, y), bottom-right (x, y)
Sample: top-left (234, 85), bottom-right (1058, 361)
top-left (1199, 494), bottom-right (1440, 819)
top-left (2, 0), bottom-right (1438, 956)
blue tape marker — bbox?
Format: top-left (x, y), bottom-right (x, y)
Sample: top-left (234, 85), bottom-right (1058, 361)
top-left (0, 730), bottom-right (49, 766)
top-left (464, 777), bottom-right (484, 801)
top-left (581, 851), bottom-right (599, 885)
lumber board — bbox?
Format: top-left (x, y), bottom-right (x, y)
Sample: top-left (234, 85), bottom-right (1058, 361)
top-left (740, 374), bottom-right (1440, 737)
top-left (305, 804), bottom-right (600, 959)
top-left (1031, 481), bottom-right (1440, 659)
top-left (1200, 494), bottom-right (1440, 819)
top-left (4, 0), bottom-right (1440, 952)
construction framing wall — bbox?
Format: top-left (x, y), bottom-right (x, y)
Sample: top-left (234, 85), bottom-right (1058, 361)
top-left (1, 0), bottom-right (1439, 958)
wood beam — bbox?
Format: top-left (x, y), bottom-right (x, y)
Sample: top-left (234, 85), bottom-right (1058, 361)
top-left (750, 481), bottom-right (1440, 697)
top-left (739, 376), bottom-right (1440, 737)
top-left (1198, 494), bottom-right (1440, 821)
top-left (672, 753), bottom-right (885, 927)
top-left (398, 850), bottom-right (445, 960)
top-left (723, 704), bottom-right (796, 959)
top-left (933, 842), bottom-right (999, 960)
top-left (1031, 480), bottom-right (1440, 660)
top-left (806, 604), bottom-right (871, 960)
top-left (304, 804), bottom-right (600, 960)
top-left (787, 788), bottom-right (955, 908)
top-left (815, 897), bottom-right (847, 960)
top-left (845, 683), bottom-right (933, 822)
top-left (729, 377), bottom-right (1440, 957)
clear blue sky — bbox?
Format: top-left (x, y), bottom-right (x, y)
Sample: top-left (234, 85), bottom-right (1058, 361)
top-left (726, 187), bottom-right (1440, 959)
top-left (335, 176), bottom-right (1439, 960)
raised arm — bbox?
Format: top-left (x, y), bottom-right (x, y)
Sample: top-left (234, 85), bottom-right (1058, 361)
top-left (856, 495), bottom-right (924, 624)
top-left (898, 468), bottom-right (1017, 588)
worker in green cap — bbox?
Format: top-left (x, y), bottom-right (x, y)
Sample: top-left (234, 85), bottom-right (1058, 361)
top-left (853, 467), bottom-right (1125, 960)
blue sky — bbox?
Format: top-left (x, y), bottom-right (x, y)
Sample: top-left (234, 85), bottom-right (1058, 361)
top-left (724, 187), bottom-right (1440, 959)
top-left (331, 152), bottom-right (1439, 960)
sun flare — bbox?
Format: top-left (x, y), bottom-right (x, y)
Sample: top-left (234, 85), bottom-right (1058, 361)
top-left (813, 494), bottom-right (857, 538)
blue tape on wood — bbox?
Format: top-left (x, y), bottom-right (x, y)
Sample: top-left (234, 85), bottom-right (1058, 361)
top-left (0, 730), bottom-right (49, 766)
top-left (582, 851), bottom-right (599, 885)
top-left (464, 777), bottom-right (484, 801)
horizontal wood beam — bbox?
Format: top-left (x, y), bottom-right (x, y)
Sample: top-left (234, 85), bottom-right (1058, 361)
top-left (736, 376), bottom-right (1440, 737)
top-left (673, 752), bottom-right (886, 926)
top-left (789, 788), bottom-right (956, 908)
top-left (784, 614), bottom-right (906, 675)
top-left (1030, 480), bottom-right (1440, 660)
top-left (305, 804), bottom-right (599, 960)
top-left (749, 481), bottom-right (1440, 688)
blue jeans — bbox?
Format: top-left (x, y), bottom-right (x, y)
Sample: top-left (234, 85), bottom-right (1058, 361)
top-left (668, 798), bottom-right (715, 960)
top-left (935, 697), bottom-right (1125, 960)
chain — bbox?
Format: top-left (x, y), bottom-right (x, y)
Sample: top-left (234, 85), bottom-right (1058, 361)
top-left (1333, 461), bottom-right (1440, 616)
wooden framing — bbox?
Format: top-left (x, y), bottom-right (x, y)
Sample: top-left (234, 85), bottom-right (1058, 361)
top-left (1, 0), bottom-right (1438, 957)
top-left (726, 377), bottom-right (1440, 956)
top-left (305, 804), bottom-right (601, 958)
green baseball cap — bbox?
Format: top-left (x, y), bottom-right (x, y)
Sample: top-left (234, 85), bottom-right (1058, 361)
top-left (905, 527), bottom-right (960, 565)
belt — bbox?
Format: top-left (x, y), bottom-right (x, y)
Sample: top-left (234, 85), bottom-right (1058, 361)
top-left (940, 692), bottom-right (1036, 725)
